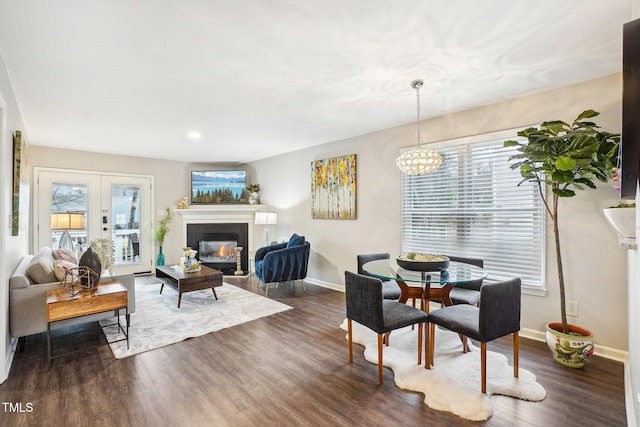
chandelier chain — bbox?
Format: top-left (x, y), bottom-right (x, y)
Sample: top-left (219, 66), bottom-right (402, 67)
top-left (416, 83), bottom-right (421, 147)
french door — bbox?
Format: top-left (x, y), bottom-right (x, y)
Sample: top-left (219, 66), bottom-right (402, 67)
top-left (35, 168), bottom-right (154, 275)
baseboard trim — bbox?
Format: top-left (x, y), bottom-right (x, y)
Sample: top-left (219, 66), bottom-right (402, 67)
top-left (519, 327), bottom-right (628, 362)
top-left (304, 277), bottom-right (343, 292)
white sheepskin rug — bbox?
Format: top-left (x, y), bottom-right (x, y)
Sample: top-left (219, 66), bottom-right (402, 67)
top-left (340, 319), bottom-right (546, 421)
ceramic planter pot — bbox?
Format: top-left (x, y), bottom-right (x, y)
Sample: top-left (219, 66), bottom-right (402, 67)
top-left (545, 322), bottom-right (594, 368)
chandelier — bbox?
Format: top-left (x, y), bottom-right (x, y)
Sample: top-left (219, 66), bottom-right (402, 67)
top-left (395, 80), bottom-right (443, 175)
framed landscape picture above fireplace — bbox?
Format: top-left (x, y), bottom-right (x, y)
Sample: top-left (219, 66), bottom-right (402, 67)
top-left (191, 170), bottom-right (248, 204)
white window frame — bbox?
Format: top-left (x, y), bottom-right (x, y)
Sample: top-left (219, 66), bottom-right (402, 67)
top-left (400, 128), bottom-right (546, 295)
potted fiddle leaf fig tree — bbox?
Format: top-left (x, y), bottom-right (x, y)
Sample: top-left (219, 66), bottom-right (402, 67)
top-left (504, 109), bottom-right (620, 368)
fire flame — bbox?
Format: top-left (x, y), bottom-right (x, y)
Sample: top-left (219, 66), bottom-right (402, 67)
top-left (217, 245), bottom-right (233, 257)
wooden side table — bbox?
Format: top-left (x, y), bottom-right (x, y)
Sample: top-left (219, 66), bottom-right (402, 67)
top-left (46, 280), bottom-right (129, 368)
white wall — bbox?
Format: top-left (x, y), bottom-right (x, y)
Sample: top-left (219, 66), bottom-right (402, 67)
top-left (0, 51), bottom-right (29, 383)
top-left (251, 73), bottom-right (629, 351)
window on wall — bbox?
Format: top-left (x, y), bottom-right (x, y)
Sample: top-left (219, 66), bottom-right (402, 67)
top-left (401, 134), bottom-right (545, 290)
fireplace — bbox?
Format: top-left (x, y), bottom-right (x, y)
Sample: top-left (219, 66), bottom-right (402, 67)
top-left (187, 223), bottom-right (248, 275)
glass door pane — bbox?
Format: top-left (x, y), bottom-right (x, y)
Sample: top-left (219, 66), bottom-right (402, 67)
top-left (102, 174), bottom-right (152, 275)
top-left (36, 170), bottom-right (101, 259)
top-left (111, 184), bottom-right (141, 266)
top-left (50, 182), bottom-right (88, 258)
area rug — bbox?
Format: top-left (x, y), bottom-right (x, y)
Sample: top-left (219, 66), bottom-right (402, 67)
top-left (340, 319), bottom-right (546, 421)
top-left (100, 282), bottom-right (292, 359)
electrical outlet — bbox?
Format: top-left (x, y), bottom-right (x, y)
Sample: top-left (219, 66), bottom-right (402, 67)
top-left (567, 300), bottom-right (578, 317)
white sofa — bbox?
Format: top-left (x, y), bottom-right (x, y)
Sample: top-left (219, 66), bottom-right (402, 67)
top-left (9, 247), bottom-right (136, 347)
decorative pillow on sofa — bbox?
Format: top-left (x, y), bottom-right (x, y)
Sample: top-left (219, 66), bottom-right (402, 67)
top-left (54, 259), bottom-right (78, 283)
top-left (53, 248), bottom-right (78, 264)
top-left (286, 233), bottom-right (305, 248)
top-left (26, 247), bottom-right (58, 284)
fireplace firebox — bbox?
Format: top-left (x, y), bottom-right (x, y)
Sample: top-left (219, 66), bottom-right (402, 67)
top-left (186, 223), bottom-right (248, 275)
top-left (199, 240), bottom-right (237, 263)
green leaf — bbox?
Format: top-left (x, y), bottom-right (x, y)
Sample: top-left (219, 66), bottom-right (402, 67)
top-left (551, 170), bottom-right (574, 184)
top-left (575, 109), bottom-right (599, 121)
top-left (553, 188), bottom-right (576, 197)
top-left (555, 156), bottom-right (576, 171)
top-left (575, 178), bottom-right (597, 189)
top-left (504, 140), bottom-right (521, 147)
top-left (541, 121), bottom-right (569, 135)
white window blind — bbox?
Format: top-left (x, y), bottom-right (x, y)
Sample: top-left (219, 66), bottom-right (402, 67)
top-left (401, 137), bottom-right (545, 288)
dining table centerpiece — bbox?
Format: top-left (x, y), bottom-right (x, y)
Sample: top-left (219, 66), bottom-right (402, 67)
top-left (396, 252), bottom-right (450, 272)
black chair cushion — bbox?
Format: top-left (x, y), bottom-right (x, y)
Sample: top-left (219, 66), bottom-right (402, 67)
top-left (449, 287), bottom-right (481, 306)
top-left (381, 300), bottom-right (428, 333)
top-left (427, 304), bottom-right (481, 340)
top-left (382, 280), bottom-right (402, 300)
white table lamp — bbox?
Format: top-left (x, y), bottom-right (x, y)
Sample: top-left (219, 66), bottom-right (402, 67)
top-left (255, 211), bottom-right (278, 245)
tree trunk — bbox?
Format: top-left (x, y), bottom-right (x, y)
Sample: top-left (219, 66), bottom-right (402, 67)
top-left (552, 193), bottom-right (569, 334)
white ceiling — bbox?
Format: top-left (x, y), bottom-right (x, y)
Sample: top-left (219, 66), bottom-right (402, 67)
top-left (0, 1), bottom-right (633, 163)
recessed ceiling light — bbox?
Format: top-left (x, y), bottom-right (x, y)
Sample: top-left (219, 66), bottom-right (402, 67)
top-left (188, 131), bottom-right (201, 139)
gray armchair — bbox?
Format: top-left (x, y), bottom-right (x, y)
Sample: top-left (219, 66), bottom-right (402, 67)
top-left (345, 271), bottom-right (428, 384)
top-left (426, 278), bottom-right (521, 394)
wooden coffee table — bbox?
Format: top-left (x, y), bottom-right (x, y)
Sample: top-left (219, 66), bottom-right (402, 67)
top-left (156, 265), bottom-right (223, 308)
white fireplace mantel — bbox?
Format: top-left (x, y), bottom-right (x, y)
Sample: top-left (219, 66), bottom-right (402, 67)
top-left (174, 204), bottom-right (266, 222)
top-left (174, 204), bottom-right (266, 254)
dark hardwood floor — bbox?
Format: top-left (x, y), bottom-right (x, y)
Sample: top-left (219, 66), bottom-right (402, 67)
top-left (0, 276), bottom-right (627, 427)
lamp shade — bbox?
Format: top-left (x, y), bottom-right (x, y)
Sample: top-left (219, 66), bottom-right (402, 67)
top-left (51, 212), bottom-right (85, 230)
top-left (255, 211), bottom-right (277, 225)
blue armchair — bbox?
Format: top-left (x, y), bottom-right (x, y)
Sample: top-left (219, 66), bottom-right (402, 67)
top-left (254, 233), bottom-right (310, 297)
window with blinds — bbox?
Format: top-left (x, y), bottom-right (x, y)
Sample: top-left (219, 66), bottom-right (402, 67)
top-left (401, 136), bottom-right (545, 289)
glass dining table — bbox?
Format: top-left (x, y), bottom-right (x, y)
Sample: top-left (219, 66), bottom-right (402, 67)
top-left (361, 258), bottom-right (488, 310)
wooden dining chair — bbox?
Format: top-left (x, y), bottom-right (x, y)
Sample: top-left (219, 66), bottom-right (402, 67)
top-left (345, 271), bottom-right (428, 384)
top-left (426, 278), bottom-right (521, 394)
